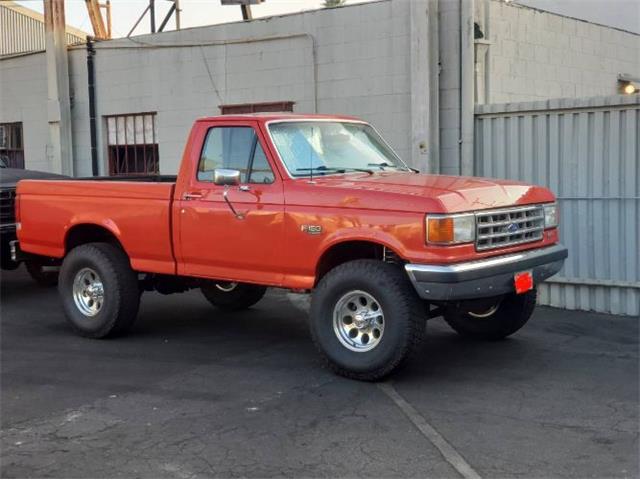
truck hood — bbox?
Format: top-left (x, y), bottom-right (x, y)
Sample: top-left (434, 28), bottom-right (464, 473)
top-left (297, 172), bottom-right (555, 213)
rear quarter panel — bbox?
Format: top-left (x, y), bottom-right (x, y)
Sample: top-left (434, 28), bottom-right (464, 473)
top-left (17, 180), bottom-right (176, 274)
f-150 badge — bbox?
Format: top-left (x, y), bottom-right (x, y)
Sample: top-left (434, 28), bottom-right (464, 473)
top-left (301, 225), bottom-right (322, 235)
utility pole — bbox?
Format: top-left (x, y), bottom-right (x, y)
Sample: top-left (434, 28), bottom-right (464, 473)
top-left (174, 0), bottom-right (181, 29)
top-left (44, 0), bottom-right (73, 176)
top-left (150, 0), bottom-right (156, 32)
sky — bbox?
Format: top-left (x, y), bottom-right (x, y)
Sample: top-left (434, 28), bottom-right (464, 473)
top-left (12, 0), bottom-right (640, 37)
top-left (517, 0), bottom-right (639, 33)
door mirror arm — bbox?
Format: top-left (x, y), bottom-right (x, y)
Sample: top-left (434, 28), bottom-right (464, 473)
top-left (213, 168), bottom-right (244, 219)
top-left (223, 186), bottom-right (245, 220)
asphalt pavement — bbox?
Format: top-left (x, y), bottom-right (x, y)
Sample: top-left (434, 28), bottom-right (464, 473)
top-left (1, 266), bottom-right (638, 478)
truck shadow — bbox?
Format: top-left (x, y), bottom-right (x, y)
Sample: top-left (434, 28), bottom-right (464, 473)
top-left (397, 322), bottom-right (534, 383)
top-left (1, 268), bottom-right (545, 385)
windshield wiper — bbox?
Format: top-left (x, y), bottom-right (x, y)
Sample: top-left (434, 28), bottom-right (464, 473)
top-left (368, 162), bottom-right (418, 173)
top-left (296, 166), bottom-right (374, 175)
top-left (367, 162), bottom-right (410, 171)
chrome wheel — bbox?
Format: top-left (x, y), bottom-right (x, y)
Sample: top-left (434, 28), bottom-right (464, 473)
top-left (215, 282), bottom-right (238, 292)
top-left (72, 267), bottom-right (104, 317)
top-left (333, 290), bottom-right (384, 352)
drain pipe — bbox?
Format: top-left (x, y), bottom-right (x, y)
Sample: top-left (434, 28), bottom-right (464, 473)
top-left (86, 36), bottom-right (99, 176)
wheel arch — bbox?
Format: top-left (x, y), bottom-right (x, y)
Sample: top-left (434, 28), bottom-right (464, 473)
top-left (314, 239), bottom-right (404, 286)
top-left (64, 223), bottom-right (126, 255)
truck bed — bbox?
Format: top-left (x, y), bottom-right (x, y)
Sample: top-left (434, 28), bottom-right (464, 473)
top-left (17, 178), bottom-right (177, 275)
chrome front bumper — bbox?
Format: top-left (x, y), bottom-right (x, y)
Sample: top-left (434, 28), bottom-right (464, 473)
top-left (405, 244), bottom-right (568, 301)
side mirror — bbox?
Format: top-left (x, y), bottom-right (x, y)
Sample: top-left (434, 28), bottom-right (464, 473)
top-left (214, 168), bottom-right (241, 186)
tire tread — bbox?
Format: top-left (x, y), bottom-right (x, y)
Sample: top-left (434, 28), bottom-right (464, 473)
top-left (201, 283), bottom-right (266, 311)
top-left (310, 259), bottom-right (424, 381)
top-left (444, 289), bottom-right (537, 340)
top-left (59, 242), bottom-right (139, 338)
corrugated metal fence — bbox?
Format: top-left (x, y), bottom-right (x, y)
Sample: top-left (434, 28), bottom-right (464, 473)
top-left (475, 95), bottom-right (639, 316)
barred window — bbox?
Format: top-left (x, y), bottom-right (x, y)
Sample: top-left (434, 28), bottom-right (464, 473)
top-left (0, 123), bottom-right (24, 169)
top-left (220, 101), bottom-right (294, 115)
top-left (106, 113), bottom-right (159, 175)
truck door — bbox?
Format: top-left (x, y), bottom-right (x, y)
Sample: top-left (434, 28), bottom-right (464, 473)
top-left (175, 120), bottom-right (285, 286)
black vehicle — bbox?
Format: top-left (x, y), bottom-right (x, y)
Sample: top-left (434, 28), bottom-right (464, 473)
top-left (0, 160), bottom-right (67, 285)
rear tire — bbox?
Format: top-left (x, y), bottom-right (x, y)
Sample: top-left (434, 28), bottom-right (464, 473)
top-left (58, 242), bottom-right (140, 338)
top-left (310, 260), bottom-right (424, 381)
top-left (201, 282), bottom-right (266, 311)
top-left (444, 289), bottom-right (537, 340)
top-left (25, 260), bottom-right (58, 287)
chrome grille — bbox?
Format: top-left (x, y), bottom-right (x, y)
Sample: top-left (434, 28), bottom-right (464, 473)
top-left (0, 188), bottom-right (16, 226)
top-left (475, 205), bottom-right (544, 251)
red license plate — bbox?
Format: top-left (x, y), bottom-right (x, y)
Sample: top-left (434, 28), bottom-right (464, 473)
top-left (514, 271), bottom-right (534, 294)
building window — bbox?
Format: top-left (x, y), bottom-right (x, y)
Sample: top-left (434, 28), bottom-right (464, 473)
top-left (0, 123), bottom-right (24, 169)
top-left (220, 101), bottom-right (294, 115)
top-left (106, 113), bottom-right (159, 175)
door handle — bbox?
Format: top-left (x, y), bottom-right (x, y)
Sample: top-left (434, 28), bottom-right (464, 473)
top-left (183, 192), bottom-right (203, 200)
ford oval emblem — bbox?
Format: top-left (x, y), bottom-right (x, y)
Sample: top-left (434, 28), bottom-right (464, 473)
top-left (506, 223), bottom-right (519, 234)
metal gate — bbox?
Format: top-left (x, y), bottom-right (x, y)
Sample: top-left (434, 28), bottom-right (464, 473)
top-left (474, 95), bottom-right (639, 316)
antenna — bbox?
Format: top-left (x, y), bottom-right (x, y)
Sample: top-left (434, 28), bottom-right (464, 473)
top-left (309, 126), bottom-right (314, 183)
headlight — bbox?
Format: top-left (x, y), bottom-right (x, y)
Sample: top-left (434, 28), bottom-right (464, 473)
top-left (426, 213), bottom-right (475, 245)
top-left (543, 203), bottom-right (558, 228)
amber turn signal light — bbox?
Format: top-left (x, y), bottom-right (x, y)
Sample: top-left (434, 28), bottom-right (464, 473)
top-left (427, 217), bottom-right (454, 243)
top-left (426, 213), bottom-right (475, 245)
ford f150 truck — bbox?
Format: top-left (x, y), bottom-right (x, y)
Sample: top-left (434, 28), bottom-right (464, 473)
top-left (14, 114), bottom-right (567, 380)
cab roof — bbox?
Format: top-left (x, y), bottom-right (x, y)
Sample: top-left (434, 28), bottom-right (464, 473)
top-left (195, 113), bottom-right (365, 124)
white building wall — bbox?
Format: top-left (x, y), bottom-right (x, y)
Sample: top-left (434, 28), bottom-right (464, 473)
top-left (70, 0), bottom-right (412, 175)
top-left (487, 0), bottom-right (640, 103)
top-left (1, 0), bottom-right (638, 175)
top-left (68, 49), bottom-right (92, 177)
top-left (0, 53), bottom-right (50, 172)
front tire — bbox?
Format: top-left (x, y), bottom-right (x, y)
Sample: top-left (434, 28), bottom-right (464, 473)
top-left (310, 260), bottom-right (424, 381)
top-left (58, 243), bottom-right (140, 338)
top-left (201, 282), bottom-right (266, 311)
top-left (444, 289), bottom-right (537, 340)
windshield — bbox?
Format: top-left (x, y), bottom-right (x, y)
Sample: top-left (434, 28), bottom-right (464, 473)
top-left (268, 121), bottom-right (409, 177)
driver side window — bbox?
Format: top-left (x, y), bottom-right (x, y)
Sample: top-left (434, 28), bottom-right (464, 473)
top-left (197, 126), bottom-right (275, 184)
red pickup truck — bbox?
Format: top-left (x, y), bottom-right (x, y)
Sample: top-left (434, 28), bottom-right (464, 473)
top-left (14, 114), bottom-right (567, 380)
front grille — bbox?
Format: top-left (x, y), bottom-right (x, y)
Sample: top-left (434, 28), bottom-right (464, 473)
top-left (0, 188), bottom-right (16, 226)
top-left (475, 205), bottom-right (544, 251)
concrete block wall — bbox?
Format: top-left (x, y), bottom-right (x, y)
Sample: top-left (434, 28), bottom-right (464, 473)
top-left (71, 0), bottom-right (412, 175)
top-left (0, 53), bottom-right (50, 172)
top-left (2, 0), bottom-right (638, 175)
top-left (68, 49), bottom-right (92, 176)
top-left (1, 0), bottom-right (412, 175)
top-left (487, 0), bottom-right (640, 103)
